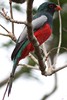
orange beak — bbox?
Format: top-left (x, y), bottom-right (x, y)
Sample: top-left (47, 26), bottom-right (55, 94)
top-left (55, 5), bottom-right (62, 11)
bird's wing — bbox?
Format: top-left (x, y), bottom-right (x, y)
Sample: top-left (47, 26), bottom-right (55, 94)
top-left (32, 15), bottom-right (47, 30)
top-left (11, 15), bottom-right (48, 60)
top-left (18, 15), bottom-right (47, 43)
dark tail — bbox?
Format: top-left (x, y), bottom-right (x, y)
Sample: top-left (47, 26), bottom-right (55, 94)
top-left (8, 59), bottom-right (18, 96)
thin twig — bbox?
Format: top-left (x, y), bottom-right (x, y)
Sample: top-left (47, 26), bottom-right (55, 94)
top-left (0, 24), bottom-right (16, 42)
top-left (45, 47), bottom-right (67, 61)
top-left (29, 53), bottom-right (38, 65)
top-left (0, 33), bottom-right (11, 37)
top-left (16, 63), bottom-right (67, 76)
top-left (41, 73), bottom-right (57, 100)
top-left (57, 0), bottom-right (62, 54)
top-left (51, 64), bottom-right (67, 75)
top-left (18, 63), bottom-right (39, 70)
top-left (45, 64), bottom-right (67, 76)
top-left (0, 11), bottom-right (27, 25)
top-left (54, 0), bottom-right (62, 66)
top-left (42, 43), bottom-right (52, 68)
top-left (0, 32), bottom-right (16, 42)
top-left (0, 24), bottom-right (10, 33)
top-left (9, 0), bottom-right (14, 34)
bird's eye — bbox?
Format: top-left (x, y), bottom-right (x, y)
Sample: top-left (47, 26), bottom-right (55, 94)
top-left (49, 5), bottom-right (54, 8)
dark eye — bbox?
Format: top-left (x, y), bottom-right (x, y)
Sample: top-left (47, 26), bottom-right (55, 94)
top-left (49, 5), bottom-right (54, 8)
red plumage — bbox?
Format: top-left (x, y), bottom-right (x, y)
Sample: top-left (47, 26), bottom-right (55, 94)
top-left (19, 23), bottom-right (52, 60)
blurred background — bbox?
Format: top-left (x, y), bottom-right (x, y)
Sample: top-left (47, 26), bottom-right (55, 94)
top-left (0, 0), bottom-right (67, 100)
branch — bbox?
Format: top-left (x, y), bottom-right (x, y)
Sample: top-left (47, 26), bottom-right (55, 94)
top-left (44, 47), bottom-right (67, 62)
top-left (27, 0), bottom-right (46, 75)
top-left (57, 5), bottom-right (62, 55)
top-left (41, 73), bottom-right (57, 100)
top-left (29, 53), bottom-right (38, 65)
top-left (0, 24), bottom-right (10, 33)
top-left (42, 43), bottom-right (52, 68)
top-left (9, 0), bottom-right (14, 34)
top-left (0, 64), bottom-right (38, 88)
top-left (0, 10), bottom-right (27, 25)
top-left (0, 24), bottom-right (16, 42)
top-left (0, 32), bottom-right (12, 37)
top-left (18, 63), bottom-right (39, 70)
top-left (18, 63), bottom-right (67, 76)
top-left (0, 64), bottom-right (67, 87)
top-left (45, 64), bottom-right (67, 76)
top-left (2, 63), bottom-right (35, 100)
top-left (19, 64), bottom-right (67, 76)
top-left (1, 63), bottom-right (67, 100)
top-left (54, 0), bottom-right (62, 65)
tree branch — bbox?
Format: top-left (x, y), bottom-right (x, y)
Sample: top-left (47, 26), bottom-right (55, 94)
top-left (44, 47), bottom-right (67, 62)
top-left (0, 10), bottom-right (27, 25)
top-left (41, 73), bottom-right (57, 100)
top-left (19, 64), bottom-right (67, 76)
top-left (1, 63), bottom-right (67, 88)
top-left (27, 0), bottom-right (46, 75)
top-left (9, 0), bottom-right (14, 35)
top-left (42, 43), bottom-right (52, 68)
top-left (29, 53), bottom-right (38, 65)
top-left (0, 24), bottom-right (16, 42)
top-left (18, 63), bottom-right (39, 70)
top-left (54, 0), bottom-right (62, 65)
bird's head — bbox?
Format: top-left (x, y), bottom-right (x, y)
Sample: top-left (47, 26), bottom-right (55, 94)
top-left (37, 2), bottom-right (62, 15)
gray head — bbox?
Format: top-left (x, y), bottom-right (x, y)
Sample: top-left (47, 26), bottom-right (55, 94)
top-left (37, 2), bottom-right (61, 15)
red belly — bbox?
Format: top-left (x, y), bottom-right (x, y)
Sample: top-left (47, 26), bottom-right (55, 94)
top-left (19, 23), bottom-right (52, 59)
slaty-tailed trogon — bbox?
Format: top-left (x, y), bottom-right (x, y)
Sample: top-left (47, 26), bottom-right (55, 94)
top-left (8, 2), bottom-right (61, 96)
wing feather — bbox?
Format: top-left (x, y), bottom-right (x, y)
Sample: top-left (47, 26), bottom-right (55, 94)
top-left (11, 15), bottom-right (48, 60)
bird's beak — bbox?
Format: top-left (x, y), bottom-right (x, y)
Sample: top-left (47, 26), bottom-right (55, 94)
top-left (55, 5), bottom-right (62, 11)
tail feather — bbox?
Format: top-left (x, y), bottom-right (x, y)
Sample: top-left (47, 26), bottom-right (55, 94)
top-left (8, 59), bottom-right (18, 96)
top-left (8, 75), bottom-right (13, 96)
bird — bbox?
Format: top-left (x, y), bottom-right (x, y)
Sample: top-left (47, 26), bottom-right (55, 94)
top-left (8, 2), bottom-right (61, 96)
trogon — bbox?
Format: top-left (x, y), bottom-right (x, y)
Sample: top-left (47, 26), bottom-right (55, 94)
top-left (8, 2), bottom-right (61, 95)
